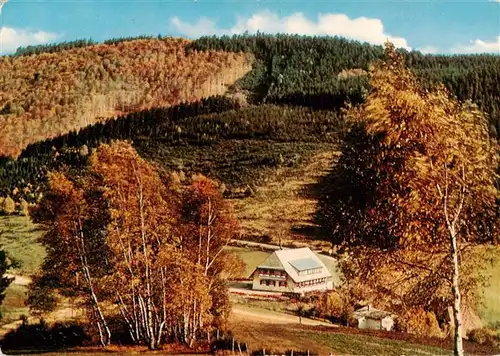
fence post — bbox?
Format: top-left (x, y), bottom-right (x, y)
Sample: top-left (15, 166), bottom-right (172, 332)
top-left (263, 348), bottom-right (265, 356)
top-left (232, 337), bottom-right (235, 353)
top-left (291, 349), bottom-right (294, 356)
top-left (238, 342), bottom-right (243, 356)
top-left (217, 328), bottom-right (220, 340)
top-left (307, 350), bottom-right (310, 356)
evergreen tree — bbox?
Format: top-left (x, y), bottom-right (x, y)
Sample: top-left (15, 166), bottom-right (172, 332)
top-left (0, 247), bottom-right (14, 319)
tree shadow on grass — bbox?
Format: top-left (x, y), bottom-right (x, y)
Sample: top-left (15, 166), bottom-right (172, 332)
top-left (303, 123), bottom-right (389, 247)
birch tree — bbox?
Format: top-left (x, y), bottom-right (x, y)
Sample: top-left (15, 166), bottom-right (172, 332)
top-left (437, 165), bottom-right (466, 356)
top-left (31, 141), bottom-right (242, 348)
top-left (31, 172), bottom-right (112, 346)
top-left (318, 43), bottom-right (499, 352)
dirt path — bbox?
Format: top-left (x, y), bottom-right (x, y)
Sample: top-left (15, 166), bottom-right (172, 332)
top-left (0, 274), bottom-right (32, 339)
top-left (231, 304), bottom-right (335, 327)
top-left (4, 273), bottom-right (31, 287)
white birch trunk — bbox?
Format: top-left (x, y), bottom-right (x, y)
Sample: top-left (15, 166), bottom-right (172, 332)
top-left (437, 164), bottom-right (465, 356)
top-left (450, 228), bottom-right (464, 356)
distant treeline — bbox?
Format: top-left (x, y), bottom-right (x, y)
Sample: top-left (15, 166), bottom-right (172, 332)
top-left (188, 34), bottom-right (500, 136)
top-left (10, 35), bottom-right (162, 57)
top-left (0, 96), bottom-right (344, 203)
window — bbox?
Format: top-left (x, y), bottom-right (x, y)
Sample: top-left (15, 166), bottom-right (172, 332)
top-left (279, 281), bottom-right (287, 287)
top-left (260, 280), bottom-right (266, 285)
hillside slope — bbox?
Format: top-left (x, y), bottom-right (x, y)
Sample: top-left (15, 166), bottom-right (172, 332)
top-left (0, 38), bottom-right (253, 157)
top-left (0, 102), bottom-right (345, 203)
top-left (189, 35), bottom-right (500, 136)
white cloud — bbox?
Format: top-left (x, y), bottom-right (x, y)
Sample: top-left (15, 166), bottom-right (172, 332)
top-left (417, 46), bottom-right (439, 54)
top-left (170, 17), bottom-right (220, 39)
top-left (451, 36), bottom-right (500, 54)
top-left (0, 27), bottom-right (60, 54)
top-left (170, 10), bottom-right (411, 50)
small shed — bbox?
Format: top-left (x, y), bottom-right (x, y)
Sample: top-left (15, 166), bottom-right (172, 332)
top-left (353, 305), bottom-right (397, 331)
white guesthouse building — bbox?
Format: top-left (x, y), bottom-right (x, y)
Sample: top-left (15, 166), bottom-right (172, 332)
top-left (250, 247), bottom-right (334, 294)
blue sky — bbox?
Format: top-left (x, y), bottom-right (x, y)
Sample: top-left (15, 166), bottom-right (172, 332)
top-left (0, 0), bottom-right (499, 54)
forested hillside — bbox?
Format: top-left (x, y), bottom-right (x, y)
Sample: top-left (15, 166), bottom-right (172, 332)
top-left (0, 38), bottom-right (253, 157)
top-left (0, 34), bottom-right (498, 207)
top-left (0, 97), bottom-right (345, 203)
top-left (188, 34), bottom-right (500, 136)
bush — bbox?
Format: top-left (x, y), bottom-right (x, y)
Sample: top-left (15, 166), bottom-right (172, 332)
top-left (467, 328), bottom-right (500, 347)
top-left (1, 319), bottom-right (89, 350)
top-left (18, 199), bottom-right (30, 216)
top-left (311, 290), bottom-right (354, 326)
top-left (399, 308), bottom-right (442, 338)
top-left (315, 290), bottom-right (344, 319)
top-left (1, 196), bottom-right (16, 215)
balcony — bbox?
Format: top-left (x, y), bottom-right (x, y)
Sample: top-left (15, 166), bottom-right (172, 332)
top-left (259, 273), bottom-right (286, 280)
top-left (258, 269), bottom-right (287, 280)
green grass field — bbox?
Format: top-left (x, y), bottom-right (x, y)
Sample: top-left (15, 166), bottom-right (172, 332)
top-left (0, 215), bottom-right (45, 325)
top-left (229, 321), bottom-right (457, 355)
top-left (478, 246), bottom-right (500, 329)
top-left (0, 215), bottom-right (45, 276)
top-left (0, 283), bottom-right (29, 324)
top-left (225, 246), bottom-right (270, 278)
top-left (303, 330), bottom-right (450, 355)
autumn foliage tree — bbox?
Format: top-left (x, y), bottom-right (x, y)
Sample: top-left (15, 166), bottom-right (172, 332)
top-left (30, 171), bottom-right (113, 346)
top-left (29, 141), bottom-right (242, 348)
top-left (317, 43), bottom-right (498, 353)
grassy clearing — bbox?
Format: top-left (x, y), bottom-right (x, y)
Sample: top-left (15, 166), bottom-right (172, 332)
top-left (303, 331), bottom-right (449, 355)
top-left (229, 320), bottom-right (455, 355)
top-left (231, 296), bottom-right (295, 315)
top-left (0, 215), bottom-right (45, 276)
top-left (225, 246), bottom-right (269, 278)
top-left (0, 284), bottom-right (29, 324)
top-left (231, 151), bottom-right (336, 252)
top-left (478, 246), bottom-right (500, 329)
top-left (0, 215), bottom-right (44, 326)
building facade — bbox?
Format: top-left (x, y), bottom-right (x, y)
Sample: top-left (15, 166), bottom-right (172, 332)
top-left (250, 247), bottom-right (334, 294)
top-left (353, 305), bottom-right (396, 331)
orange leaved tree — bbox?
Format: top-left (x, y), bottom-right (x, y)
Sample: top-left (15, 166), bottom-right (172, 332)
top-left (317, 43), bottom-right (498, 356)
top-left (29, 141), bottom-right (242, 349)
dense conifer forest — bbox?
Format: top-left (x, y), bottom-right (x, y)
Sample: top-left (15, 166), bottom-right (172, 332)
top-left (188, 34), bottom-right (500, 135)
